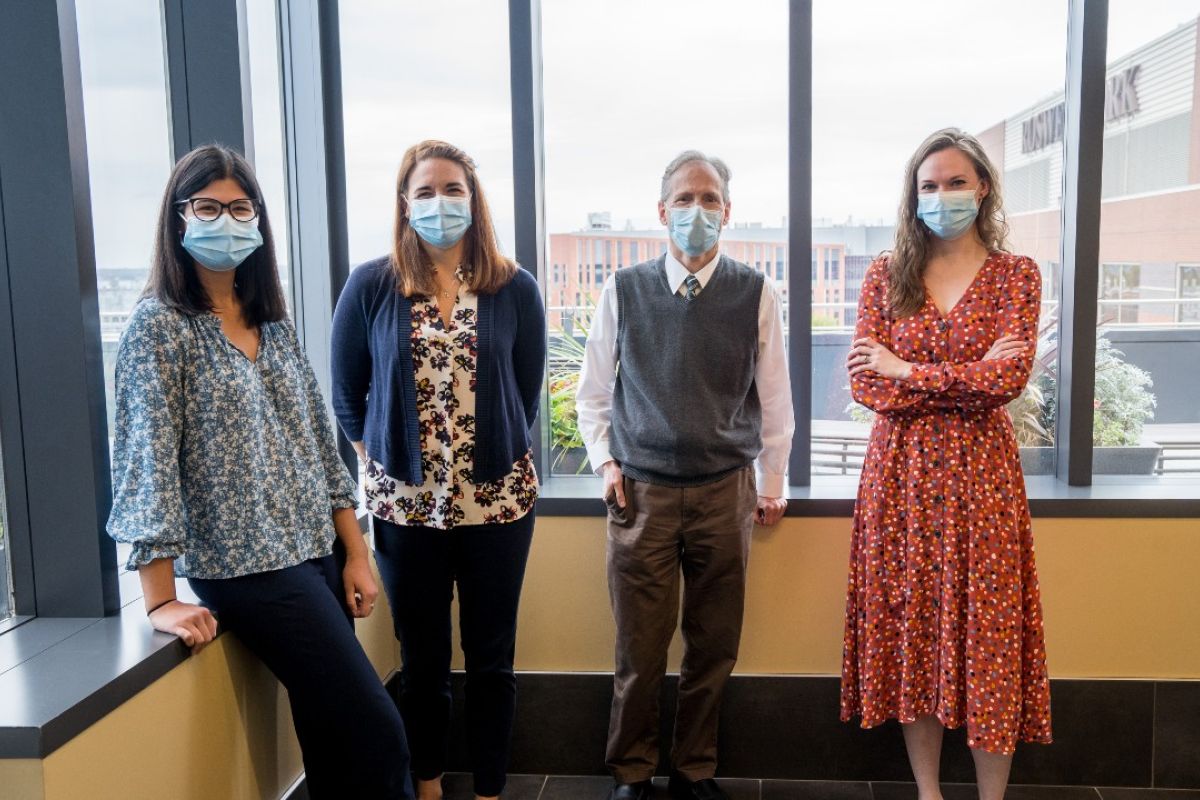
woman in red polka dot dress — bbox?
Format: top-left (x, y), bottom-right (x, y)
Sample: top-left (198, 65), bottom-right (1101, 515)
top-left (840, 128), bottom-right (1052, 800)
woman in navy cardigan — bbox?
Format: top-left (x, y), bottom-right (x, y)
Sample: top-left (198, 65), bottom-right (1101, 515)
top-left (332, 140), bottom-right (545, 800)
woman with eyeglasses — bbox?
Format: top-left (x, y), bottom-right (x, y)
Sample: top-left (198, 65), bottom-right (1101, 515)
top-left (107, 144), bottom-right (413, 799)
top-left (332, 140), bottom-right (546, 800)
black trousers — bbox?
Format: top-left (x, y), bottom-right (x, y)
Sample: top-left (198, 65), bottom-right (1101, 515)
top-left (190, 553), bottom-right (414, 800)
top-left (373, 511), bottom-right (535, 798)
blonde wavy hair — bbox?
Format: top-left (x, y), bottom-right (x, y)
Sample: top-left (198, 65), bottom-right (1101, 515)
top-left (886, 128), bottom-right (1010, 317)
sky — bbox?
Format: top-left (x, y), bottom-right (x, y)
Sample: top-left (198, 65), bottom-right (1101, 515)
top-left (75, 0), bottom-right (1200, 271)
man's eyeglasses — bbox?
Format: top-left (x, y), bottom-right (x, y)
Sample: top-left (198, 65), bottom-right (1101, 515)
top-left (175, 197), bottom-right (259, 223)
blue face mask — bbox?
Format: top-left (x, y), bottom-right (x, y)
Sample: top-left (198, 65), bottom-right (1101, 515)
top-left (917, 189), bottom-right (980, 240)
top-left (408, 195), bottom-right (472, 249)
top-left (181, 214), bottom-right (263, 272)
top-left (668, 204), bottom-right (723, 257)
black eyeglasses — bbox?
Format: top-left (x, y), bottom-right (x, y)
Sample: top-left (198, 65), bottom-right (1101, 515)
top-left (175, 197), bottom-right (259, 222)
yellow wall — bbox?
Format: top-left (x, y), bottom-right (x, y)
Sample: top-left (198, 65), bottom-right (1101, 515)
top-left (0, 761), bottom-right (43, 800)
top-left (500, 516), bottom-right (1200, 679)
top-left (6, 567), bottom-right (400, 800)
top-left (5, 515), bottom-right (1196, 800)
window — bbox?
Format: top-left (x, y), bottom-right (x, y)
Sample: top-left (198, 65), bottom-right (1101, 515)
top-left (1179, 265), bottom-right (1200, 324)
top-left (1094, 1), bottom-right (1200, 479)
top-left (76, 0), bottom-right (173, 599)
top-left (76, 0), bottom-right (172, 439)
top-left (813, 0), bottom-right (1068, 478)
top-left (0, 445), bottom-right (10, 623)
top-left (246, 0), bottom-right (291, 305)
top-left (1100, 263), bottom-right (1142, 324)
top-left (542, 0), bottom-right (787, 477)
top-left (339, 1), bottom-right (515, 268)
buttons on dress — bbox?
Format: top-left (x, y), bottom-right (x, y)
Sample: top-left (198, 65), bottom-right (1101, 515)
top-left (842, 252), bottom-right (1053, 755)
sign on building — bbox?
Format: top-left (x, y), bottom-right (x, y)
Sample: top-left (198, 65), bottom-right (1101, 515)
top-left (1021, 65), bottom-right (1142, 153)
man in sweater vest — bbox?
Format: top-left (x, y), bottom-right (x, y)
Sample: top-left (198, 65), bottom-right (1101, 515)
top-left (577, 151), bottom-right (794, 800)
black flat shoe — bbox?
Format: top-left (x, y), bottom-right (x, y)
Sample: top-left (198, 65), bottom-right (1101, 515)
top-left (667, 774), bottom-right (729, 800)
top-left (608, 780), bottom-right (652, 800)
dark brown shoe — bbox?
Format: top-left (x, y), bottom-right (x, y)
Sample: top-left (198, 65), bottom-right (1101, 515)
top-left (668, 774), bottom-right (729, 800)
top-left (608, 780), bottom-right (652, 800)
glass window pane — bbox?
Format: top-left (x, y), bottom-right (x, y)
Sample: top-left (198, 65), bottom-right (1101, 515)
top-left (339, 2), bottom-right (516, 268)
top-left (543, 0), bottom-right (787, 477)
top-left (76, 0), bottom-right (173, 597)
top-left (0, 438), bottom-right (11, 621)
top-left (814, 1), bottom-right (1068, 478)
top-left (1095, 3), bottom-right (1200, 480)
top-left (246, 0), bottom-right (292, 308)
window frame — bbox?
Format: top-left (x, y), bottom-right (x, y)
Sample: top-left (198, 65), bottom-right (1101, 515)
top-left (2, 0), bottom-right (1197, 633)
top-left (1176, 263), bottom-right (1200, 324)
top-left (0, 0), bottom-right (120, 622)
top-left (374, 0), bottom-right (1185, 496)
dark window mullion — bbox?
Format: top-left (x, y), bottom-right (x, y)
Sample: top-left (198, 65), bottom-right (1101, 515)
top-left (1056, 0), bottom-right (1108, 486)
top-left (508, 0), bottom-right (548, 474)
top-left (788, 0), bottom-right (813, 488)
top-left (0, 0), bottom-right (117, 616)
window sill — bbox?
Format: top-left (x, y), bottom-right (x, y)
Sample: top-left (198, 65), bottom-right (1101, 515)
top-left (535, 474), bottom-right (1200, 517)
top-left (0, 583), bottom-right (203, 758)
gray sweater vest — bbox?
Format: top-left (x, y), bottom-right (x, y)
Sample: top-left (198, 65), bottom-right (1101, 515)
top-left (610, 255), bottom-right (764, 487)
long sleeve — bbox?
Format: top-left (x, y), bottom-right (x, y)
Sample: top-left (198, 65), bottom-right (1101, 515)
top-left (575, 276), bottom-right (619, 473)
top-left (512, 268), bottom-right (547, 429)
top-left (106, 303), bottom-right (188, 569)
top-left (753, 277), bottom-right (794, 498)
top-left (851, 256), bottom-right (1042, 415)
top-left (288, 322), bottom-right (359, 509)
top-left (905, 257), bottom-right (1042, 409)
top-left (331, 265), bottom-right (374, 442)
top-left (850, 259), bottom-right (959, 414)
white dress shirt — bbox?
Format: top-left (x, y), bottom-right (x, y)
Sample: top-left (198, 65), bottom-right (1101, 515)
top-left (575, 250), bottom-right (794, 498)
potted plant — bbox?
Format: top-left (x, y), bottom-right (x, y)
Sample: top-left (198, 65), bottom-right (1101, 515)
top-left (1011, 321), bottom-right (1159, 474)
top-left (1090, 335), bottom-right (1160, 473)
top-left (547, 306), bottom-right (593, 476)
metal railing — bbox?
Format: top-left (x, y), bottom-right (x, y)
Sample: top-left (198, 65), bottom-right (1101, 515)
top-left (811, 434), bottom-right (868, 475)
top-left (811, 298), bottom-right (1200, 331)
top-left (1156, 442), bottom-right (1200, 475)
top-left (549, 298), bottom-right (1200, 333)
top-left (807, 432), bottom-right (1200, 476)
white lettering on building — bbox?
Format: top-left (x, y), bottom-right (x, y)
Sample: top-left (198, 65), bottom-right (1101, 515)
top-left (1021, 65), bottom-right (1142, 154)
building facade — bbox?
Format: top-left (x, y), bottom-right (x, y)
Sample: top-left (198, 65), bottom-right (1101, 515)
top-left (546, 222), bottom-right (894, 330)
top-left (980, 15), bottom-right (1200, 325)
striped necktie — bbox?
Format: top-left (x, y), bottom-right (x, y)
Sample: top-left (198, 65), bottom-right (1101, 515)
top-left (684, 274), bottom-right (701, 301)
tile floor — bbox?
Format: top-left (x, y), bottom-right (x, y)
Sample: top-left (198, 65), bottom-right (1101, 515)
top-left (410, 774), bottom-right (1200, 800)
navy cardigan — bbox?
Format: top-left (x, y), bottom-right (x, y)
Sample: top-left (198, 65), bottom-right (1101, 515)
top-left (331, 256), bottom-right (547, 486)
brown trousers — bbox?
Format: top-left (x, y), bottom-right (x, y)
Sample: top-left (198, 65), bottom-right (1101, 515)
top-left (604, 466), bottom-right (757, 783)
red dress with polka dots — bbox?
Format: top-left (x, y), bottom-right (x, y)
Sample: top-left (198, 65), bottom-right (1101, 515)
top-left (839, 252), bottom-right (1052, 754)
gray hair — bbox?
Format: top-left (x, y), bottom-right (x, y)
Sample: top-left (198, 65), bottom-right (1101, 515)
top-left (659, 150), bottom-right (732, 203)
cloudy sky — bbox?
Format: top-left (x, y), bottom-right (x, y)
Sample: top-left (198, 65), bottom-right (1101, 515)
top-left (75, 0), bottom-right (1199, 271)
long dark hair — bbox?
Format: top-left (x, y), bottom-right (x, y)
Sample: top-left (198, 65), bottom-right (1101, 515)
top-left (391, 140), bottom-right (517, 297)
top-left (144, 144), bottom-right (288, 325)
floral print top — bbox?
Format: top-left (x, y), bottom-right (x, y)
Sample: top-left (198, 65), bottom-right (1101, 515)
top-left (107, 299), bottom-right (359, 579)
top-left (364, 268), bottom-right (538, 529)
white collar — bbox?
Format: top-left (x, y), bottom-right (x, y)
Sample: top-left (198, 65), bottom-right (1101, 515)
top-left (663, 250), bottom-right (721, 294)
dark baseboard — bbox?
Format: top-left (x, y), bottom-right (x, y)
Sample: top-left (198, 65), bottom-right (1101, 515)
top-left (382, 672), bottom-right (1200, 790)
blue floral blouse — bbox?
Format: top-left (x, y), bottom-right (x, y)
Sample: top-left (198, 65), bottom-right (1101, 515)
top-left (107, 299), bottom-right (359, 579)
